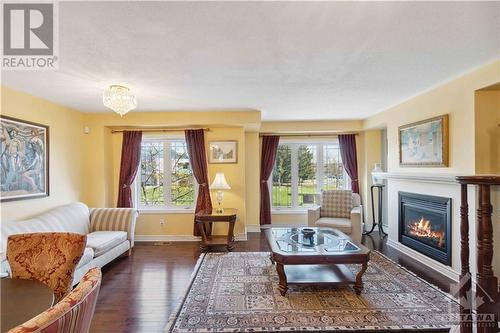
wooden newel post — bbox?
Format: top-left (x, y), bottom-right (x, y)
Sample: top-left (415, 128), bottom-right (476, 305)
top-left (459, 183), bottom-right (472, 333)
top-left (456, 176), bottom-right (500, 333)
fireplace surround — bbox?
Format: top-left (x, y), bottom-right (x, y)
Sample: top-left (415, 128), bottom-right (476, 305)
top-left (398, 192), bottom-right (452, 266)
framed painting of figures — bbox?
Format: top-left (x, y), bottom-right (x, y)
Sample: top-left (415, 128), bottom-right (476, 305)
top-left (399, 114), bottom-right (449, 167)
top-left (0, 116), bottom-right (49, 201)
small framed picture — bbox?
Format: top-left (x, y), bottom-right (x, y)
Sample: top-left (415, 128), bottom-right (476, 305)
top-left (209, 141), bottom-right (238, 164)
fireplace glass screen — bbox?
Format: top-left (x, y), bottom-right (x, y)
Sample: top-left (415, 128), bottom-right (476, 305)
top-left (404, 208), bottom-right (446, 250)
top-left (399, 192), bottom-right (451, 266)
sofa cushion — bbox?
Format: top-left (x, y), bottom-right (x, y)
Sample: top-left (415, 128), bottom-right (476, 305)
top-left (320, 190), bottom-right (352, 218)
top-left (77, 247), bottom-right (95, 269)
top-left (314, 217), bottom-right (352, 235)
top-left (86, 231), bottom-right (127, 257)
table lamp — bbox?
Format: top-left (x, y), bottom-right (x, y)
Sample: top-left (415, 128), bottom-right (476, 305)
top-left (210, 172), bottom-right (231, 213)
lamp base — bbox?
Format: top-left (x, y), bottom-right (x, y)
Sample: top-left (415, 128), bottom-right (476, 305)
top-left (215, 191), bottom-right (224, 214)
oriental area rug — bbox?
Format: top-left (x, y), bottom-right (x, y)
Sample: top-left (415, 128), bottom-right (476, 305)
top-left (165, 252), bottom-right (460, 332)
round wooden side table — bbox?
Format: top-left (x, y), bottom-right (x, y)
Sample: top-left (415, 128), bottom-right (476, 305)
top-left (1, 278), bottom-right (54, 331)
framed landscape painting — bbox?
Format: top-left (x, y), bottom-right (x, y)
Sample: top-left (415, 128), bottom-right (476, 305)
top-left (0, 116), bottom-right (49, 201)
top-left (399, 115), bottom-right (449, 167)
top-left (209, 141), bottom-right (238, 164)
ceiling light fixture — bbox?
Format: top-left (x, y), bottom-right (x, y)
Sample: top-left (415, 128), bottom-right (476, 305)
top-left (103, 85), bottom-right (137, 116)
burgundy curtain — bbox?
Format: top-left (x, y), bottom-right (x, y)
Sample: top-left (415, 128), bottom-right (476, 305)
top-left (260, 136), bottom-right (280, 225)
top-left (338, 134), bottom-right (360, 194)
top-left (185, 129), bottom-right (213, 236)
top-left (117, 131), bottom-right (143, 208)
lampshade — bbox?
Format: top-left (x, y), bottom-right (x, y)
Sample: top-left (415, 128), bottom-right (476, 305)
top-left (103, 85), bottom-right (137, 116)
top-left (210, 172), bottom-right (231, 190)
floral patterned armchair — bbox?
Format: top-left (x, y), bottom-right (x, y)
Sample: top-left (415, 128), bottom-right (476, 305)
top-left (7, 232), bottom-right (87, 302)
top-left (8, 267), bottom-right (102, 333)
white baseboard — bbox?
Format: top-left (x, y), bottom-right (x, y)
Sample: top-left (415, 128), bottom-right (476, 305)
top-left (136, 235), bottom-right (200, 242)
top-left (246, 225), bottom-right (262, 233)
top-left (236, 233), bottom-right (247, 241)
top-left (386, 238), bottom-right (460, 282)
top-left (136, 233), bottom-right (247, 242)
top-left (387, 240), bottom-right (500, 292)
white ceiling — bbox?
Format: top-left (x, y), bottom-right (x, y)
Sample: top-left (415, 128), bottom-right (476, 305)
top-left (2, 1), bottom-right (499, 121)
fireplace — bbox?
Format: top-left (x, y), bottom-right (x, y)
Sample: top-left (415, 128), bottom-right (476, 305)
top-left (398, 192), bottom-right (452, 266)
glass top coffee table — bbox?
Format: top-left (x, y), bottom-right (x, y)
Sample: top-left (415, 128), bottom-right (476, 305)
top-left (265, 227), bottom-right (370, 296)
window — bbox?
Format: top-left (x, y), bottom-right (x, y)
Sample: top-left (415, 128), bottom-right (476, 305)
top-left (136, 137), bottom-right (196, 210)
top-left (271, 140), bottom-right (348, 210)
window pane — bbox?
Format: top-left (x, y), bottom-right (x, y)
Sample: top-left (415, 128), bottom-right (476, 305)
top-left (170, 141), bottom-right (195, 207)
top-left (270, 141), bottom-right (347, 210)
top-left (323, 144), bottom-right (344, 190)
top-left (140, 142), bottom-right (164, 206)
top-left (298, 145), bottom-right (317, 207)
top-left (272, 144), bottom-right (292, 208)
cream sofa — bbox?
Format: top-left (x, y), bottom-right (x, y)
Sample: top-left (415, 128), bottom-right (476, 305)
top-left (307, 190), bottom-right (363, 243)
top-left (1, 202), bottom-right (138, 285)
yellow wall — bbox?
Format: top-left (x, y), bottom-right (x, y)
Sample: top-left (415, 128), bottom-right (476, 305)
top-left (2, 60), bottom-right (498, 238)
top-left (0, 86), bottom-right (84, 221)
top-left (0, 88), bottom-right (260, 236)
top-left (207, 127), bottom-right (246, 236)
top-left (362, 60), bottom-right (500, 278)
top-left (359, 130), bottom-right (382, 225)
top-left (111, 127), bottom-right (248, 238)
top-left (245, 132), bottom-right (260, 230)
top-left (474, 90), bottom-right (500, 174)
top-left (473, 89), bottom-right (500, 276)
top-left (260, 120), bottom-right (368, 225)
top-left (261, 120), bottom-right (363, 134)
top-left (80, 112), bottom-right (259, 237)
top-left (364, 60), bottom-right (500, 173)
top-left (80, 111), bottom-right (260, 207)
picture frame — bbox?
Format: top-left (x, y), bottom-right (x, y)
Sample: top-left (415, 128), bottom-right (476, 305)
top-left (0, 115), bottom-right (50, 201)
top-left (399, 114), bottom-right (449, 167)
top-left (208, 141), bottom-right (238, 164)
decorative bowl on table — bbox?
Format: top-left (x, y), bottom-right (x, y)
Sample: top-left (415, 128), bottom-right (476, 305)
top-left (301, 228), bottom-right (316, 237)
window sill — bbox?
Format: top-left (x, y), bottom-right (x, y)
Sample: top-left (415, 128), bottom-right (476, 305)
top-left (137, 208), bottom-right (195, 214)
top-left (271, 209), bottom-right (310, 215)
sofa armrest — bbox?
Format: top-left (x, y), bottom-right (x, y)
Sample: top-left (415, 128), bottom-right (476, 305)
top-left (90, 208), bottom-right (139, 248)
top-left (307, 206), bottom-right (321, 227)
top-left (350, 205), bottom-right (363, 243)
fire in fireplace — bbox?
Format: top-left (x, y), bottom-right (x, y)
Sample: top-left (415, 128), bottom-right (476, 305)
top-left (407, 217), bottom-right (446, 249)
top-left (399, 192), bottom-right (452, 266)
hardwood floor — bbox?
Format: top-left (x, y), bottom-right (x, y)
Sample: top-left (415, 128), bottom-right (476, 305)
top-left (90, 232), bottom-right (454, 333)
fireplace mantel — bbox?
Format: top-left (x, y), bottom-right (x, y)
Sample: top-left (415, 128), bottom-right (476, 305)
top-left (372, 172), bottom-right (464, 184)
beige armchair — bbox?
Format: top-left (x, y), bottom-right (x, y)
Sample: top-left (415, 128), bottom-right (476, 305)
top-left (307, 190), bottom-right (363, 243)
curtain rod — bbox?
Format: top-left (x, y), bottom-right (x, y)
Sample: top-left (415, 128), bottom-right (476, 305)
top-left (259, 132), bottom-right (358, 137)
top-left (110, 127), bottom-right (210, 134)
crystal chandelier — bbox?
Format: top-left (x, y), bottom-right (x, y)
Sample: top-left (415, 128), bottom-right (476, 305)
top-left (103, 85), bottom-right (137, 116)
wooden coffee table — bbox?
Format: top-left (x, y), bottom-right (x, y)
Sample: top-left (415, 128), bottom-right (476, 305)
top-left (265, 227), bottom-right (370, 296)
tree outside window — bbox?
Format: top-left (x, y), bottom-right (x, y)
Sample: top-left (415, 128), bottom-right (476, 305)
top-left (138, 139), bottom-right (195, 209)
top-left (272, 145), bottom-right (291, 207)
top-left (271, 141), bottom-right (347, 210)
